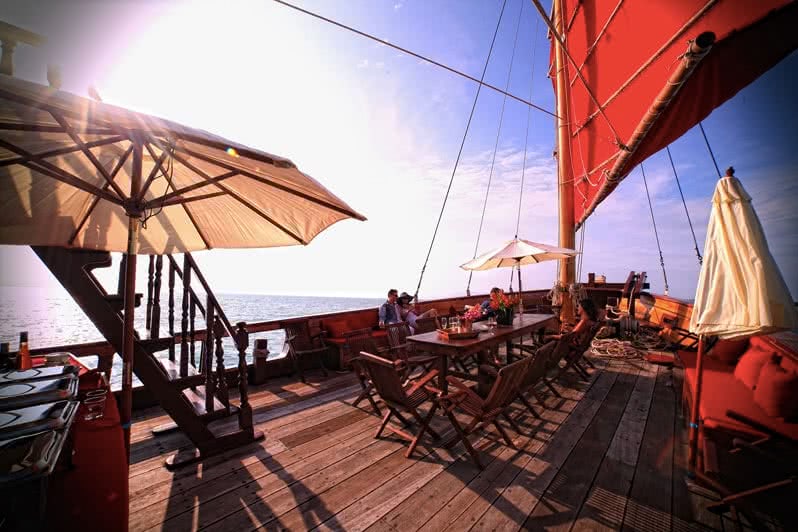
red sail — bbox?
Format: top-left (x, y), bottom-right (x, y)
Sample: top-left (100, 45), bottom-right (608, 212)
top-left (553, 0), bottom-right (798, 226)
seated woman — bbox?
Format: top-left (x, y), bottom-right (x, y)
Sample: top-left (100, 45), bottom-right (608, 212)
top-left (535, 298), bottom-right (599, 360)
top-left (398, 292), bottom-right (438, 333)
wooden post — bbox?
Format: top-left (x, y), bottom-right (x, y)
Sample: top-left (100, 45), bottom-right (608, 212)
top-left (151, 255), bottom-right (162, 339)
top-left (235, 321), bottom-right (253, 434)
top-left (167, 260), bottom-right (175, 361)
top-left (189, 299), bottom-right (196, 368)
top-left (213, 317), bottom-right (229, 408)
top-left (553, 0), bottom-right (576, 325)
top-left (180, 254), bottom-right (191, 378)
top-left (688, 334), bottom-right (706, 476)
top-left (204, 294), bottom-right (215, 414)
top-left (121, 138), bottom-right (143, 459)
top-left (146, 255), bottom-right (154, 330)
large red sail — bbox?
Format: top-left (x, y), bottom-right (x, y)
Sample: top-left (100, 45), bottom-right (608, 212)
top-left (553, 0), bottom-right (798, 227)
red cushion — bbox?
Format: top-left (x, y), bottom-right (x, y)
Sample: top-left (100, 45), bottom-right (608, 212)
top-left (733, 346), bottom-right (776, 390)
top-left (753, 361), bottom-right (798, 419)
top-left (325, 319), bottom-right (350, 338)
top-left (780, 354), bottom-right (798, 374)
top-left (709, 338), bottom-right (749, 364)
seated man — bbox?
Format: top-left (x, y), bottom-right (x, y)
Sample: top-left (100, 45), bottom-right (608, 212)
top-left (479, 287), bottom-right (502, 319)
top-left (378, 288), bottom-right (404, 328)
top-left (397, 292), bottom-right (438, 333)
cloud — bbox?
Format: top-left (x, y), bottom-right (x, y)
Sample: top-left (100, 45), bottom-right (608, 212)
top-left (394, 3), bottom-right (403, 11)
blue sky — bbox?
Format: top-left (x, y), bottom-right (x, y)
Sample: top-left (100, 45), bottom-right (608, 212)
top-left (1, 0), bottom-right (796, 302)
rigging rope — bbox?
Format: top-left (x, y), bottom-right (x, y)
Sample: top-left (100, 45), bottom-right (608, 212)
top-left (414, 0), bottom-right (509, 301)
top-left (698, 121), bottom-right (722, 177)
top-left (666, 146), bottom-right (703, 265)
top-left (271, 0), bottom-right (556, 119)
top-left (468, 0), bottom-right (525, 295)
top-left (640, 163), bottom-right (670, 296)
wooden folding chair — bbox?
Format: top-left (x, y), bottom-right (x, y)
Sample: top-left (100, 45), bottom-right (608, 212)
top-left (546, 319), bottom-right (603, 384)
top-left (358, 351), bottom-right (441, 458)
top-left (413, 316), bottom-right (440, 334)
top-left (342, 328), bottom-right (382, 416)
top-left (385, 322), bottom-right (438, 379)
top-left (436, 355), bottom-right (534, 469)
top-left (284, 319), bottom-right (329, 383)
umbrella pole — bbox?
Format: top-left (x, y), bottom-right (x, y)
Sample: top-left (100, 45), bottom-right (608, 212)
top-left (687, 334), bottom-right (705, 477)
top-left (517, 260), bottom-right (523, 318)
top-left (121, 218), bottom-right (138, 459)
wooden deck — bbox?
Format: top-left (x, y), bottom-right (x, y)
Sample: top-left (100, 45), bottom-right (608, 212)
top-left (128, 359), bottom-right (754, 531)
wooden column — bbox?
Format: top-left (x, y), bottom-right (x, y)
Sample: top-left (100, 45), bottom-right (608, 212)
top-left (180, 254), bottom-right (191, 377)
top-left (204, 295), bottom-right (216, 414)
top-left (213, 317), bottom-right (228, 408)
top-left (146, 255), bottom-right (154, 330)
top-left (235, 321), bottom-right (253, 434)
top-left (151, 255), bottom-right (162, 339)
top-left (554, 0), bottom-right (576, 324)
top-left (167, 260), bottom-right (175, 361)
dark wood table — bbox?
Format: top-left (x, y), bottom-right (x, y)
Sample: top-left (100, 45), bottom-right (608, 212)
top-left (406, 313), bottom-right (557, 392)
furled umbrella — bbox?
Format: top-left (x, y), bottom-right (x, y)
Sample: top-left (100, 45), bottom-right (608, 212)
top-left (460, 237), bottom-right (580, 311)
top-left (686, 168), bottom-right (798, 475)
top-left (0, 74), bottom-right (366, 454)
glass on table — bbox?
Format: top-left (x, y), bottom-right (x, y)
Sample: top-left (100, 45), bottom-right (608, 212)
top-left (440, 317), bottom-right (448, 329)
top-left (83, 394), bottom-right (106, 421)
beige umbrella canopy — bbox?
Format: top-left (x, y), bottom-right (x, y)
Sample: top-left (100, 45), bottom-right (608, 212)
top-left (0, 74), bottom-right (366, 253)
top-left (689, 173), bottom-right (797, 339)
top-left (461, 238), bottom-right (580, 305)
top-left (0, 73), bottom-right (366, 455)
top-left (686, 170), bottom-right (797, 474)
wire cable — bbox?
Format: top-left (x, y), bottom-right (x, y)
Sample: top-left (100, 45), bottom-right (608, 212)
top-left (270, 0), bottom-right (556, 119)
top-left (640, 164), bottom-right (670, 295)
top-left (698, 121), bottom-right (722, 178)
top-left (413, 0), bottom-right (509, 301)
top-left (666, 146), bottom-right (702, 265)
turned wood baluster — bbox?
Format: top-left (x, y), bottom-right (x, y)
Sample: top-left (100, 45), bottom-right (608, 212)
top-left (234, 321), bottom-right (253, 433)
top-left (151, 255), bottom-right (163, 339)
top-left (204, 295), bottom-right (216, 414)
top-left (167, 260), bottom-right (176, 362)
top-left (213, 317), bottom-right (229, 408)
top-left (146, 255), bottom-right (154, 330)
top-left (189, 299), bottom-right (196, 369)
top-left (180, 255), bottom-right (191, 378)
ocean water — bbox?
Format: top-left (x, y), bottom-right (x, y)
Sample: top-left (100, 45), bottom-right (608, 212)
top-left (0, 287), bottom-right (382, 389)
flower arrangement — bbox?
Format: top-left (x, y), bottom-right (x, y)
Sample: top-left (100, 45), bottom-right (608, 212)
top-left (463, 304), bottom-right (484, 321)
top-left (489, 290), bottom-right (520, 311)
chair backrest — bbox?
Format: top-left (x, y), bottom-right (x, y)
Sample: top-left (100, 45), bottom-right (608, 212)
top-left (385, 322), bottom-right (412, 349)
top-left (283, 320), bottom-right (321, 351)
top-left (483, 356), bottom-right (534, 413)
top-left (343, 328), bottom-right (378, 361)
top-left (358, 351), bottom-right (408, 405)
top-left (414, 316), bottom-right (439, 334)
top-left (564, 319), bottom-right (603, 362)
top-left (521, 350), bottom-right (550, 389)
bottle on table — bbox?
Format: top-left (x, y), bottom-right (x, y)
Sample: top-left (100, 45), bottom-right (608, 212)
top-left (17, 331), bottom-right (32, 370)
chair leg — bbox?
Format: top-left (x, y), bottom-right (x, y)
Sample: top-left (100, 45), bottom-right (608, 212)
top-left (293, 355), bottom-right (306, 384)
top-left (519, 394), bottom-right (540, 419)
top-left (533, 390), bottom-right (548, 406)
top-left (543, 378), bottom-right (561, 397)
top-left (376, 410), bottom-right (394, 438)
top-left (493, 420), bottom-right (515, 448)
top-left (502, 411), bottom-right (523, 434)
top-left (392, 409), bottom-right (414, 428)
top-left (445, 411), bottom-right (482, 469)
top-left (407, 404), bottom-right (439, 458)
top-left (583, 356), bottom-right (596, 369)
top-left (365, 388), bottom-right (382, 416)
top-left (319, 356), bottom-right (328, 377)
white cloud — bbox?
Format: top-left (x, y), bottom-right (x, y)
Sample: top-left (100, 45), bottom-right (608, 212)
top-left (394, 3), bottom-right (403, 11)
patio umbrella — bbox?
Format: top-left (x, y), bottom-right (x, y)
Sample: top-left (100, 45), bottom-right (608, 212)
top-left (686, 169), bottom-right (797, 474)
top-left (0, 74), bottom-right (366, 454)
top-left (460, 237), bottom-right (579, 310)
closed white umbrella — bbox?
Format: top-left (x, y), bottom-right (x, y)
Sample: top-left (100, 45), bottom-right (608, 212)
top-left (686, 169), bottom-right (798, 474)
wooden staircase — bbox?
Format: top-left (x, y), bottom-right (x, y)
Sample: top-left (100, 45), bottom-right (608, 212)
top-left (33, 246), bottom-right (263, 469)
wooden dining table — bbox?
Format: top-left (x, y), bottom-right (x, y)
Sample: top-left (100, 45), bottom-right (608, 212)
top-left (406, 313), bottom-right (557, 392)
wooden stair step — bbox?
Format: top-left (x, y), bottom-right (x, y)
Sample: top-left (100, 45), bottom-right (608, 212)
top-left (140, 337), bottom-right (176, 354)
top-left (159, 357), bottom-right (199, 381)
top-left (105, 292), bottom-right (143, 312)
top-left (182, 385), bottom-right (227, 417)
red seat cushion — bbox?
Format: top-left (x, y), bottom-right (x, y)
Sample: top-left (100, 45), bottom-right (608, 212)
top-left (325, 319), bottom-right (351, 338)
top-left (753, 360), bottom-right (798, 419)
top-left (709, 338), bottom-right (749, 364)
top-left (734, 346), bottom-right (777, 390)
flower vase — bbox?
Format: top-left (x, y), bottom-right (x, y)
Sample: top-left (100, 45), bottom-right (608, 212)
top-left (462, 319), bottom-right (473, 331)
top-left (496, 308), bottom-right (514, 326)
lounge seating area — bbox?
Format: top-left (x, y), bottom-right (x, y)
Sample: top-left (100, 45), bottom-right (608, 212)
top-left (677, 332), bottom-right (798, 528)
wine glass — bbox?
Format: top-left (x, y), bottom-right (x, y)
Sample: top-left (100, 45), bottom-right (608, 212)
top-left (440, 316), bottom-right (448, 330)
top-left (487, 316), bottom-right (497, 334)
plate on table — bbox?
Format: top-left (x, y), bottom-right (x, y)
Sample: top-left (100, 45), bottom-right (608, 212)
top-left (0, 401), bottom-right (79, 439)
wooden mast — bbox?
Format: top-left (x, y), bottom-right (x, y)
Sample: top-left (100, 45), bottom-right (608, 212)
top-left (553, 0), bottom-right (575, 324)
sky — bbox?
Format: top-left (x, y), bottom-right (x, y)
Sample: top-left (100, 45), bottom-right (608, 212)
top-left (1, 0), bottom-right (796, 302)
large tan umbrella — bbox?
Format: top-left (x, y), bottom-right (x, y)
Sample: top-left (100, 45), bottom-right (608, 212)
top-left (0, 74), bottom-right (366, 454)
top-left (460, 237), bottom-right (580, 309)
top-left (686, 169), bottom-right (797, 474)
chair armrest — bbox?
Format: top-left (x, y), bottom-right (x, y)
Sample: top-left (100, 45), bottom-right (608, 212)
top-left (406, 369), bottom-right (440, 396)
top-left (294, 346), bottom-right (330, 356)
top-left (446, 375), bottom-right (484, 404)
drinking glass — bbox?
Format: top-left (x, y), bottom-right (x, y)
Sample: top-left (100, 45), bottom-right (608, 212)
top-left (440, 317), bottom-right (448, 329)
top-left (450, 316), bottom-right (460, 330)
top-left (83, 394), bottom-right (106, 421)
top-left (487, 316), bottom-right (497, 334)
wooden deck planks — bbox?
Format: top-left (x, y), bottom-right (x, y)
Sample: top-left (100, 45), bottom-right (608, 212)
top-left (520, 362), bottom-right (642, 531)
top-left (464, 361), bottom-right (625, 531)
top-left (127, 357), bottom-right (737, 532)
top-left (572, 363), bottom-right (659, 532)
